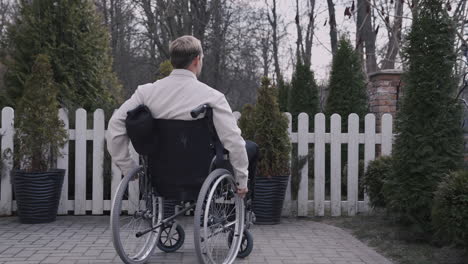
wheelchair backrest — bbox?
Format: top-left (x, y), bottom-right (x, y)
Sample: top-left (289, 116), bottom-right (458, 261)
top-left (147, 118), bottom-right (216, 200)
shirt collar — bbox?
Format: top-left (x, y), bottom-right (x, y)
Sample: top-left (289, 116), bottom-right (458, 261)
top-left (170, 69), bottom-right (197, 79)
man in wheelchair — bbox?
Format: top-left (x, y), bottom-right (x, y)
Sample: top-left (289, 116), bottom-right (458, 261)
top-left (106, 35), bottom-right (258, 264)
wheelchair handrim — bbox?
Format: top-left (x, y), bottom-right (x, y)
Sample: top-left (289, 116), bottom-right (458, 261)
top-left (110, 167), bottom-right (161, 264)
top-left (202, 173), bottom-right (244, 264)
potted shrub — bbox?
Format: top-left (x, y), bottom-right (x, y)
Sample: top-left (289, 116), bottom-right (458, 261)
top-left (12, 54), bottom-right (67, 224)
top-left (240, 77), bottom-right (291, 224)
top-left (238, 104), bottom-right (255, 140)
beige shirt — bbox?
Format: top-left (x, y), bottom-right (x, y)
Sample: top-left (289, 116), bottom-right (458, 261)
top-left (106, 69), bottom-right (249, 188)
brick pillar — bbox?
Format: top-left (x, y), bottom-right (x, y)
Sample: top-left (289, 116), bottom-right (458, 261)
top-left (368, 70), bottom-right (404, 133)
top-left (368, 70), bottom-right (404, 157)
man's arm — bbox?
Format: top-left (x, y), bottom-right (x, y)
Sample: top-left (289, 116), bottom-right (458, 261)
top-left (106, 86), bottom-right (145, 176)
top-left (212, 95), bottom-right (249, 190)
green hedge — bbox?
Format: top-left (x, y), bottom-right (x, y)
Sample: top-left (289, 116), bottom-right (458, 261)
top-left (361, 156), bottom-right (393, 208)
top-left (432, 170), bottom-right (468, 248)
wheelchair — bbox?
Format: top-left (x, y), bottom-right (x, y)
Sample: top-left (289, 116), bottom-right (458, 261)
top-left (110, 104), bottom-right (256, 264)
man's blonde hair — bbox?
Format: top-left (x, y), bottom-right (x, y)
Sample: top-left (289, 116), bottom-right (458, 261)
top-left (169, 35), bottom-right (203, 69)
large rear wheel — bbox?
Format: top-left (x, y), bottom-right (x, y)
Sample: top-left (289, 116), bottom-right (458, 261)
top-left (111, 167), bottom-right (163, 264)
top-left (194, 169), bottom-right (244, 264)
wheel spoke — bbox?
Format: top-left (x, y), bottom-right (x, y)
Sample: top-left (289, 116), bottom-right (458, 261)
top-left (111, 168), bottom-right (161, 264)
top-left (194, 171), bottom-right (244, 264)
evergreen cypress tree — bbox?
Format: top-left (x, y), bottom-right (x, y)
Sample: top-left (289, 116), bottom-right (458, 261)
top-left (4, 0), bottom-right (121, 111)
top-left (288, 61), bottom-right (319, 130)
top-left (323, 37), bottom-right (368, 196)
top-left (325, 37), bottom-right (368, 130)
top-left (383, 0), bottom-right (464, 231)
top-left (277, 79), bottom-right (290, 113)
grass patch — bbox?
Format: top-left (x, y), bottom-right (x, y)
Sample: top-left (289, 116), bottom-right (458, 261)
top-left (313, 210), bottom-right (467, 264)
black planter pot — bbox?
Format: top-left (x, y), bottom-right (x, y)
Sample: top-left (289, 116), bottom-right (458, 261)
top-left (13, 169), bottom-right (65, 224)
top-left (252, 175), bottom-right (289, 225)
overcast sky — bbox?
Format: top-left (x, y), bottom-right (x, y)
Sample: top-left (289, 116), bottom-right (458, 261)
top-left (255, 0), bottom-right (414, 83)
top-left (273, 0), bottom-right (356, 83)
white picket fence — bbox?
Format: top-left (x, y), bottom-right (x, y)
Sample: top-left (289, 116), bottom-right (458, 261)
top-left (0, 107), bottom-right (394, 217)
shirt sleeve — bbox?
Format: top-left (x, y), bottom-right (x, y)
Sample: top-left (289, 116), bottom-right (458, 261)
top-left (106, 86), bottom-right (144, 176)
top-left (212, 94), bottom-right (249, 189)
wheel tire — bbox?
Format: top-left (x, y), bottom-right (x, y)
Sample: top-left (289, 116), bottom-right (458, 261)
top-left (228, 229), bottom-right (254, 258)
top-left (157, 224), bottom-right (185, 253)
top-left (236, 230), bottom-right (253, 258)
top-left (110, 166), bottom-right (162, 264)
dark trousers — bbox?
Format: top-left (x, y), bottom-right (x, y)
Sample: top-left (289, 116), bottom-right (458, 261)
top-left (245, 140), bottom-right (259, 180)
top-left (245, 140), bottom-right (258, 200)
top-left (212, 140), bottom-right (258, 199)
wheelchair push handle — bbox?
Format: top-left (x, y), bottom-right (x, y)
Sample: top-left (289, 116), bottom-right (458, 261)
top-left (190, 104), bottom-right (211, 118)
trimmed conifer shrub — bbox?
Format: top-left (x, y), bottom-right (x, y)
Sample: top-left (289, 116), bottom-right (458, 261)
top-left (15, 54), bottom-right (67, 171)
top-left (383, 0), bottom-right (465, 231)
top-left (238, 103), bottom-right (256, 141)
top-left (4, 0), bottom-right (121, 111)
top-left (253, 77), bottom-right (291, 177)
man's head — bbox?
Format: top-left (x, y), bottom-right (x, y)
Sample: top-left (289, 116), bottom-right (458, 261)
top-left (169, 35), bottom-right (203, 76)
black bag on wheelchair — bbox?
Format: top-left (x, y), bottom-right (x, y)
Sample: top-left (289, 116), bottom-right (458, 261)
top-left (125, 104), bottom-right (157, 155)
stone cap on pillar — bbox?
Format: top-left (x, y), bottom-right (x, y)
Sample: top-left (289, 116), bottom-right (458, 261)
top-left (368, 69), bottom-right (404, 79)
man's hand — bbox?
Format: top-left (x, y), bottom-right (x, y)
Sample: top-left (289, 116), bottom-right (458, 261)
top-left (237, 187), bottom-right (248, 199)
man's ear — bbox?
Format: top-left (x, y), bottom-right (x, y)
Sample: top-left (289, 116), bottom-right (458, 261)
top-left (194, 55), bottom-right (201, 65)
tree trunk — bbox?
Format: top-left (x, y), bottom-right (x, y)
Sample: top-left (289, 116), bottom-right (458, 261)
top-left (356, 0), bottom-right (377, 74)
top-left (261, 30), bottom-right (270, 77)
top-left (326, 0), bottom-right (338, 55)
top-left (190, 0), bottom-right (211, 45)
top-left (303, 0), bottom-right (315, 67)
top-left (381, 0), bottom-right (403, 69)
top-left (295, 0), bottom-right (304, 63)
top-left (267, 0), bottom-right (282, 82)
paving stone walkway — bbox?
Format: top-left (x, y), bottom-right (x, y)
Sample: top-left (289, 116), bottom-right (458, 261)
top-left (0, 216), bottom-right (392, 264)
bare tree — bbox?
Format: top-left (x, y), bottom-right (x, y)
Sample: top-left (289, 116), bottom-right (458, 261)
top-left (190, 0), bottom-right (212, 44)
top-left (450, 0), bottom-right (468, 100)
top-left (94, 0), bottom-right (154, 95)
top-left (0, 0), bottom-right (15, 92)
top-left (380, 0), bottom-right (403, 69)
top-left (0, 0), bottom-right (13, 48)
top-left (303, 0), bottom-right (316, 66)
top-left (295, 0), bottom-right (304, 61)
top-left (266, 0), bottom-right (282, 82)
top-left (326, 0), bottom-right (338, 55)
top-left (294, 0), bottom-right (316, 65)
top-left (93, 0), bottom-right (266, 108)
top-left (369, 0), bottom-right (404, 70)
top-left (260, 23), bottom-right (272, 77)
top-left (356, 0), bottom-right (378, 73)
top-left (202, 0), bottom-right (231, 90)
top-left (205, 1), bottom-right (263, 108)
